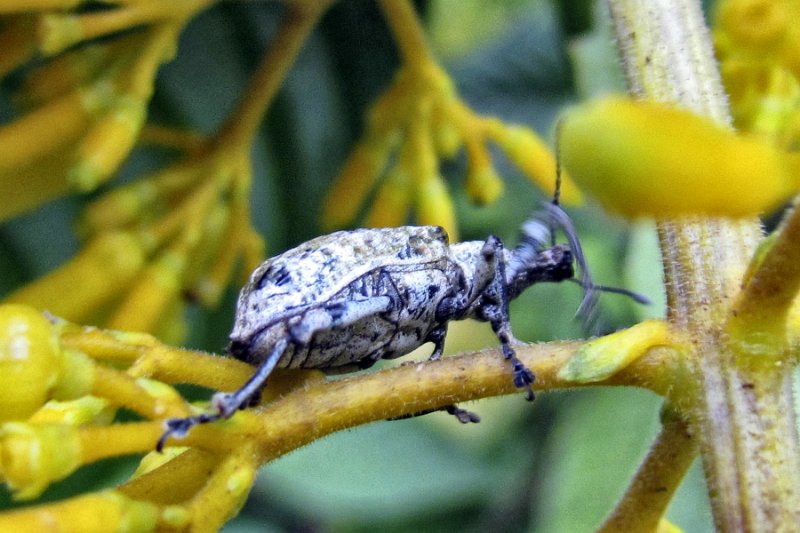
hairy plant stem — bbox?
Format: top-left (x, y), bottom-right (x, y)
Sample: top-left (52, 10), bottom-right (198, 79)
top-left (607, 1), bottom-right (800, 531)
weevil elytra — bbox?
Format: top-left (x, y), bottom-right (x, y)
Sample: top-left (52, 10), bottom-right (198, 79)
top-left (157, 203), bottom-right (641, 451)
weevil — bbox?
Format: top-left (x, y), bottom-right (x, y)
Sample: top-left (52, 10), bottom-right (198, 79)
top-left (157, 203), bottom-right (643, 451)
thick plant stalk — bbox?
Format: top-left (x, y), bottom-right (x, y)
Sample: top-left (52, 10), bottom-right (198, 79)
top-left (606, 1), bottom-right (800, 531)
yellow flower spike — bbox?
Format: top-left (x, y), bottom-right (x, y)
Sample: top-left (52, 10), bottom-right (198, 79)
top-left (37, 1), bottom-right (209, 56)
top-left (107, 247), bottom-right (187, 334)
top-left (79, 160), bottom-right (202, 235)
top-left (366, 69), bottom-right (417, 133)
top-left (185, 450), bottom-right (259, 531)
top-left (364, 169), bottom-right (413, 228)
top-left (559, 320), bottom-right (669, 383)
top-left (121, 447), bottom-right (221, 505)
top-left (37, 13), bottom-right (83, 57)
top-left (190, 200), bottom-right (261, 307)
top-left (16, 34), bottom-right (124, 107)
top-left (4, 231), bottom-right (147, 323)
top-left (28, 396), bottom-right (111, 426)
top-left (0, 304), bottom-right (61, 422)
top-left (722, 62), bottom-right (800, 142)
top-left (68, 95), bottom-right (147, 192)
top-left (416, 175), bottom-right (458, 239)
top-left (0, 84), bottom-right (100, 174)
top-left (0, 16), bottom-right (36, 80)
top-left (464, 155), bottom-right (504, 206)
top-left (79, 423), bottom-right (165, 464)
top-left (133, 446), bottom-right (188, 480)
top-left (559, 96), bottom-right (800, 218)
top-left (152, 299), bottom-right (188, 346)
top-left (89, 365), bottom-right (184, 420)
top-left (0, 422), bottom-right (81, 500)
top-left (715, 0), bottom-right (789, 52)
top-left (430, 104), bottom-right (462, 158)
top-left (321, 134), bottom-right (397, 230)
top-left (485, 118), bottom-right (582, 205)
top-left (0, 147), bottom-right (75, 222)
top-left (183, 200), bottom-right (232, 300)
top-left (0, 491), bottom-right (161, 533)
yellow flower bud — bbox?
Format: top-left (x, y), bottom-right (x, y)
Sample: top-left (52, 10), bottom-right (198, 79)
top-left (486, 120), bottom-right (582, 204)
top-left (365, 170), bottom-right (412, 228)
top-left (37, 14), bottom-right (84, 57)
top-left (107, 248), bottom-right (186, 334)
top-left (715, 0), bottom-right (788, 50)
top-left (416, 176), bottom-right (457, 240)
top-left (0, 491), bottom-right (161, 532)
top-left (0, 422), bottom-right (81, 499)
top-left (464, 163), bottom-right (504, 205)
top-left (321, 137), bottom-right (395, 230)
top-left (559, 97), bottom-right (799, 217)
top-left (4, 232), bottom-right (146, 323)
top-left (69, 96), bottom-right (146, 192)
top-left (0, 305), bottom-right (61, 422)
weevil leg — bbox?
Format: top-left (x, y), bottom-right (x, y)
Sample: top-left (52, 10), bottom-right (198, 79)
top-left (479, 235), bottom-right (536, 400)
top-left (157, 337), bottom-right (290, 452)
top-left (289, 296), bottom-right (394, 344)
top-left (425, 324), bottom-right (448, 360)
top-left (388, 404), bottom-right (480, 424)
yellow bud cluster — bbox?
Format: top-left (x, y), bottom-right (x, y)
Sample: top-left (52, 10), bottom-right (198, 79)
top-left (321, 59), bottom-right (579, 240)
top-left (0, 304), bottom-right (267, 530)
top-left (714, 0), bottom-right (800, 145)
top-left (4, 143), bottom-right (265, 339)
top-left (0, 2), bottom-right (211, 221)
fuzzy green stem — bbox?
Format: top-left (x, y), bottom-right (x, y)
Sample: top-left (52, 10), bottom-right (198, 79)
top-left (606, 0), bottom-right (800, 531)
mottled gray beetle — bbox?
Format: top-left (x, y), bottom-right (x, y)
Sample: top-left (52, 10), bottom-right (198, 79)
top-left (158, 203), bottom-right (642, 450)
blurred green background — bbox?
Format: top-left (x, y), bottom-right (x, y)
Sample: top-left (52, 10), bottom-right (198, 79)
top-left (0, 0), bottom-right (717, 531)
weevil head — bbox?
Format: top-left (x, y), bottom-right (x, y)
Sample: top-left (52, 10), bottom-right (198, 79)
top-left (507, 203), bottom-right (599, 320)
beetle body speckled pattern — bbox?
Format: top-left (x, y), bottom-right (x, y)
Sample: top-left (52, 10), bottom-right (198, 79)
top-left (158, 203), bottom-right (596, 450)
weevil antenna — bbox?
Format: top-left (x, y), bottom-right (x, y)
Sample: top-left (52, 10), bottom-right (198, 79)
top-left (566, 278), bottom-right (651, 305)
top-left (536, 202), bottom-right (599, 322)
top-left (545, 118), bottom-right (568, 248)
top-left (553, 117), bottom-right (564, 209)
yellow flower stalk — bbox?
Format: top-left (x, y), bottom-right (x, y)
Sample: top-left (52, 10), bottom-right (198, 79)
top-left (4, 232), bottom-right (147, 323)
top-left (322, 0), bottom-right (580, 236)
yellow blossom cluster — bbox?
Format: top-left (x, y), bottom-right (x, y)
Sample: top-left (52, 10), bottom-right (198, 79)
top-left (714, 0), bottom-right (800, 146)
top-left (0, 303), bottom-right (296, 532)
top-left (321, 0), bottom-right (580, 240)
top-left (3, 134), bottom-right (264, 342)
top-left (0, 0), bottom-right (212, 221)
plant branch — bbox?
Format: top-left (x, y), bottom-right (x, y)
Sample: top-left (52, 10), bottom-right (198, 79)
top-left (215, 0), bottom-right (334, 150)
top-left (378, 0), bottom-right (435, 70)
top-left (164, 338), bottom-right (675, 460)
top-left (598, 411), bottom-right (696, 533)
